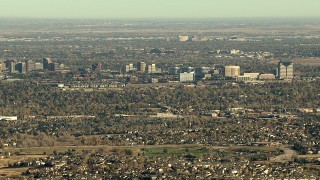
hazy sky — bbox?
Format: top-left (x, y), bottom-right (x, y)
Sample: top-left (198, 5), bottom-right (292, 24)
top-left (0, 0), bottom-right (319, 19)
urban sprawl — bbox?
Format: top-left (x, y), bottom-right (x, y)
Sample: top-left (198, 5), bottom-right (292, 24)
top-left (0, 19), bottom-right (319, 179)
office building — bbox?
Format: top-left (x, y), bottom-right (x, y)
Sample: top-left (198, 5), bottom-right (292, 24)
top-left (195, 67), bottom-right (210, 78)
top-left (180, 67), bottom-right (193, 73)
top-left (48, 63), bottom-right (59, 71)
top-left (34, 63), bottom-right (43, 70)
top-left (122, 63), bottom-right (134, 73)
top-left (236, 76), bottom-right (252, 82)
top-left (43, 58), bottom-right (52, 70)
top-left (277, 61), bottom-right (293, 79)
top-left (243, 73), bottom-right (260, 80)
top-left (259, 74), bottom-right (276, 80)
top-left (147, 64), bottom-right (156, 74)
top-left (179, 72), bottom-right (195, 82)
top-left (224, 66), bottom-right (240, 77)
top-left (15, 62), bottom-right (26, 74)
top-left (137, 62), bottom-right (146, 73)
top-left (178, 35), bottom-right (189, 42)
top-left (3, 60), bottom-right (16, 72)
top-left (168, 67), bottom-right (180, 75)
top-left (26, 60), bottom-right (35, 72)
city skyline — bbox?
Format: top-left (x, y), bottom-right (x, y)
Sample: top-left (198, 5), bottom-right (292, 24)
top-left (0, 0), bottom-right (320, 19)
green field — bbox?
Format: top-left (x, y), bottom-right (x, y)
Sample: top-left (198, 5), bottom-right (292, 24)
top-left (143, 146), bottom-right (210, 157)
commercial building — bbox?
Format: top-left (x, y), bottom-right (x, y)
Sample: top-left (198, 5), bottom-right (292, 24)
top-left (15, 62), bottom-right (26, 74)
top-left (43, 58), bottom-right (52, 70)
top-left (236, 76), bottom-right (252, 82)
top-left (168, 67), bottom-right (180, 75)
top-left (34, 63), bottom-right (43, 70)
top-left (259, 74), bottom-right (276, 80)
top-left (122, 64), bottom-right (134, 73)
top-left (137, 62), bottom-right (146, 73)
top-left (26, 60), bottom-right (35, 72)
top-left (48, 63), bottom-right (59, 71)
top-left (277, 61), bottom-right (293, 79)
top-left (195, 67), bottom-right (211, 79)
top-left (180, 67), bottom-right (193, 73)
top-left (224, 66), bottom-right (240, 77)
top-left (2, 60), bottom-right (16, 72)
top-left (147, 64), bottom-right (156, 74)
top-left (243, 73), bottom-right (260, 80)
top-left (178, 35), bottom-right (189, 42)
top-left (179, 72), bottom-right (195, 82)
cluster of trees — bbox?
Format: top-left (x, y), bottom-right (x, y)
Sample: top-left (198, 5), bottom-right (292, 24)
top-left (0, 81), bottom-right (319, 117)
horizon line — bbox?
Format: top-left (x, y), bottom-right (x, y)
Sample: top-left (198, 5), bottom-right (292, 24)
top-left (1, 16), bottom-right (320, 21)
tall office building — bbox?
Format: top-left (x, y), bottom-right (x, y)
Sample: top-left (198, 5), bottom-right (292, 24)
top-left (224, 66), bottom-right (240, 77)
top-left (122, 63), bottom-right (134, 73)
top-left (195, 67), bottom-right (210, 78)
top-left (26, 60), bottom-right (35, 72)
top-left (15, 62), bottom-right (27, 74)
top-left (48, 63), bottom-right (59, 71)
top-left (147, 64), bottom-right (156, 74)
top-left (3, 60), bottom-right (16, 72)
top-left (43, 58), bottom-right (52, 70)
top-left (277, 61), bottom-right (293, 79)
top-left (137, 62), bottom-right (146, 73)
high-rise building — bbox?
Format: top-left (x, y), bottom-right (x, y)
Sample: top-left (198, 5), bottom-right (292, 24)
top-left (3, 60), bottom-right (16, 72)
top-left (15, 62), bottom-right (26, 74)
top-left (48, 63), bottom-right (59, 71)
top-left (195, 67), bottom-right (210, 79)
top-left (0, 62), bottom-right (5, 71)
top-left (137, 62), bottom-right (146, 73)
top-left (224, 66), bottom-right (240, 77)
top-left (277, 61), bottom-right (293, 79)
top-left (122, 63), bottom-right (134, 73)
top-left (26, 60), bottom-right (35, 72)
top-left (147, 64), bottom-right (156, 74)
top-left (43, 58), bottom-right (52, 70)
top-left (8, 61), bottom-right (16, 73)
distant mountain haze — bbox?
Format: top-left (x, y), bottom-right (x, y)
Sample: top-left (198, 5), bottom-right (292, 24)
top-left (0, 0), bottom-right (319, 19)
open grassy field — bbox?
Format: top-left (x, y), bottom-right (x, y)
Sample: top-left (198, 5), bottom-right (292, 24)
top-left (143, 146), bottom-right (210, 157)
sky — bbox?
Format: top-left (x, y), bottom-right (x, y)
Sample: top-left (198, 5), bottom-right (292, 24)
top-left (0, 0), bottom-right (319, 19)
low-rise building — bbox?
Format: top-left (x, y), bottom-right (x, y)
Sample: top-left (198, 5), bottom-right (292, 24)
top-left (179, 72), bottom-right (194, 82)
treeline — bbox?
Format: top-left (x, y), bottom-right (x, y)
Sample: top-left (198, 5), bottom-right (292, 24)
top-left (0, 81), bottom-right (319, 116)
